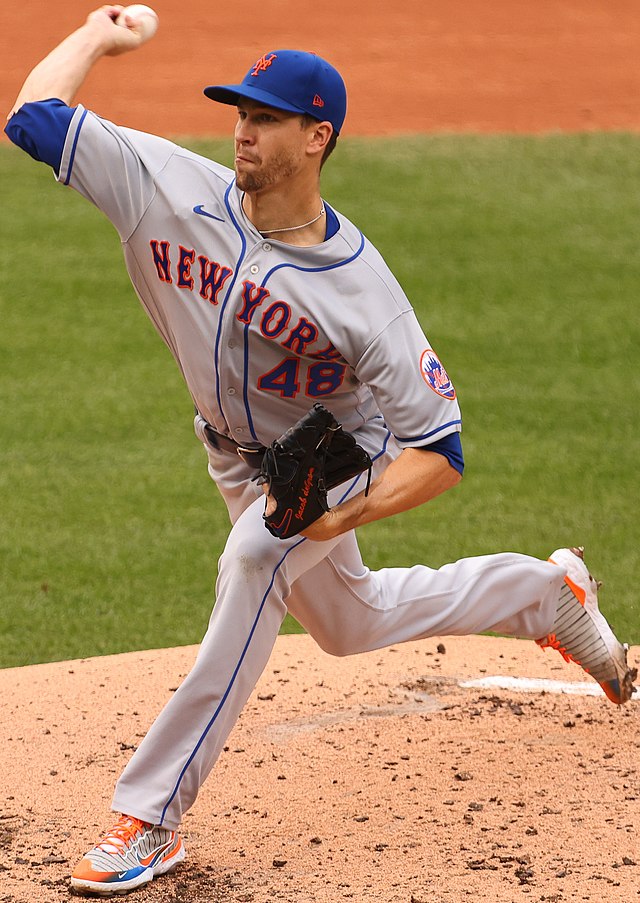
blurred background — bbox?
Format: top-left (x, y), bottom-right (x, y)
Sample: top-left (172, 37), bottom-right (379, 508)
top-left (2, 0), bottom-right (640, 136)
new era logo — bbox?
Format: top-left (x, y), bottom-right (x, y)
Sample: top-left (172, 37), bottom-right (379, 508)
top-left (251, 53), bottom-right (277, 76)
top-left (312, 94), bottom-right (325, 108)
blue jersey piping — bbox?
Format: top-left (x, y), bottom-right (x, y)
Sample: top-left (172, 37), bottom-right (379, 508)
top-left (262, 231), bottom-right (366, 287)
top-left (64, 108), bottom-right (88, 186)
top-left (242, 320), bottom-right (258, 441)
top-left (394, 419), bottom-right (462, 444)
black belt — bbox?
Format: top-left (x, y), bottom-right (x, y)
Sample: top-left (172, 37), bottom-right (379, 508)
top-left (202, 422), bottom-right (266, 468)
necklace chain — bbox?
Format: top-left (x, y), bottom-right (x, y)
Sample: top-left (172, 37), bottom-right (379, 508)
top-left (260, 203), bottom-right (326, 235)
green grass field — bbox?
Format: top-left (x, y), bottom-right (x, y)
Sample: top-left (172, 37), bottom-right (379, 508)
top-left (1, 132), bottom-right (639, 668)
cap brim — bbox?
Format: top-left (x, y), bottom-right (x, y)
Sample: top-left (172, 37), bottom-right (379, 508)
top-left (203, 83), bottom-right (308, 116)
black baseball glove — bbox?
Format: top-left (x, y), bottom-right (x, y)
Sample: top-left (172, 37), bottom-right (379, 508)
top-left (257, 403), bottom-right (372, 539)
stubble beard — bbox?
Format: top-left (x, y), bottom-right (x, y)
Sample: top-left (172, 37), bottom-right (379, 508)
top-left (235, 149), bottom-right (299, 193)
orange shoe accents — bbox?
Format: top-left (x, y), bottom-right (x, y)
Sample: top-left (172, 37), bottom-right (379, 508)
top-left (536, 633), bottom-right (591, 673)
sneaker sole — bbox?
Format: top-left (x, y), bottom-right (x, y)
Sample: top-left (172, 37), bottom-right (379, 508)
top-left (601, 644), bottom-right (638, 705)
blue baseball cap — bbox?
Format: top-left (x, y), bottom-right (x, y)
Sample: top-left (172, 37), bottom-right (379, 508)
top-left (204, 50), bottom-right (347, 135)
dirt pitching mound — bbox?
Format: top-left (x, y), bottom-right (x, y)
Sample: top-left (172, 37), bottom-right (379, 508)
top-left (1, 634), bottom-right (638, 902)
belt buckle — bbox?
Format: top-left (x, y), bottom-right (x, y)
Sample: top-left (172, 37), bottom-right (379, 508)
top-left (237, 444), bottom-right (263, 467)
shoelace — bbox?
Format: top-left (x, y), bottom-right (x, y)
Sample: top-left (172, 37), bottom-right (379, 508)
top-left (96, 816), bottom-right (146, 853)
top-left (537, 633), bottom-right (591, 673)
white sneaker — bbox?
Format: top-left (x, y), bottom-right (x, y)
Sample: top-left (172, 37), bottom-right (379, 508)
top-left (537, 547), bottom-right (637, 705)
top-left (70, 814), bottom-right (185, 896)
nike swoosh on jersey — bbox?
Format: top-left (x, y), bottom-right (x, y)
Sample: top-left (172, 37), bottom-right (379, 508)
top-left (193, 205), bottom-right (225, 222)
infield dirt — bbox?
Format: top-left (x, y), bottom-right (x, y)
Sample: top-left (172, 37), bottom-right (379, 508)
top-left (1, 635), bottom-right (639, 903)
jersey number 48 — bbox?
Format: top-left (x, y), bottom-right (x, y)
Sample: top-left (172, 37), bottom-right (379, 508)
top-left (258, 357), bottom-right (346, 398)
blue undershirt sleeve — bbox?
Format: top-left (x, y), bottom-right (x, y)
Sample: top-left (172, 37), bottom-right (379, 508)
top-left (419, 431), bottom-right (464, 475)
top-left (4, 98), bottom-right (75, 175)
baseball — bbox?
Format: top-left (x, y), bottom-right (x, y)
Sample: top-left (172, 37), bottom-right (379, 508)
top-left (115, 4), bottom-right (159, 42)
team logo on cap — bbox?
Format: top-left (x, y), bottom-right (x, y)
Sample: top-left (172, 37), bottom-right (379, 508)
top-left (251, 53), bottom-right (277, 76)
top-left (420, 349), bottom-right (456, 399)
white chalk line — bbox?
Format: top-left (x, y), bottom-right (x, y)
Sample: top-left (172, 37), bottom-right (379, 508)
top-left (460, 675), bottom-right (638, 701)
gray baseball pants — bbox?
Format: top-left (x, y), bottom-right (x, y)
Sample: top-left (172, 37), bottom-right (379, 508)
top-left (112, 440), bottom-right (565, 829)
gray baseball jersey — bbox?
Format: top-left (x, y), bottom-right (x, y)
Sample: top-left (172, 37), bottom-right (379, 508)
top-left (56, 105), bottom-right (461, 455)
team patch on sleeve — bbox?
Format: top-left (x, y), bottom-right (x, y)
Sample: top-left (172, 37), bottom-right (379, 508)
top-left (419, 349), bottom-right (456, 400)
